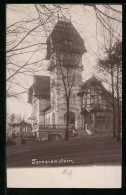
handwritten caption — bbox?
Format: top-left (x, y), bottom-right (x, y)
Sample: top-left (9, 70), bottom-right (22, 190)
top-left (62, 169), bottom-right (72, 178)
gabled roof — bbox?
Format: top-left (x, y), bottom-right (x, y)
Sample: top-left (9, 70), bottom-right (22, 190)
top-left (82, 76), bottom-right (102, 88)
top-left (28, 75), bottom-right (50, 103)
top-left (46, 20), bottom-right (87, 60)
top-left (11, 120), bottom-right (31, 126)
top-left (78, 76), bottom-right (111, 96)
top-left (18, 119), bottom-right (31, 126)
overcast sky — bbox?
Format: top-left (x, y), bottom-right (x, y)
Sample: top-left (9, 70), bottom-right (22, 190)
top-left (6, 4), bottom-right (122, 118)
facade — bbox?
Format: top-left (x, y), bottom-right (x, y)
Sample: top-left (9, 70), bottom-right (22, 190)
top-left (28, 75), bottom-right (50, 125)
top-left (28, 20), bottom-right (113, 140)
top-left (78, 76), bottom-right (113, 131)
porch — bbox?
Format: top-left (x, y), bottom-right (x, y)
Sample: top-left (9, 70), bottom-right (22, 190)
top-left (81, 108), bottom-right (113, 131)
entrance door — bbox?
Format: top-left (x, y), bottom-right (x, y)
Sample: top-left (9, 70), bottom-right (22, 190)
top-left (64, 112), bottom-right (75, 125)
top-left (84, 112), bottom-right (90, 126)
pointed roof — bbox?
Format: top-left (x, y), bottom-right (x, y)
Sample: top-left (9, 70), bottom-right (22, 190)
top-left (46, 20), bottom-right (87, 60)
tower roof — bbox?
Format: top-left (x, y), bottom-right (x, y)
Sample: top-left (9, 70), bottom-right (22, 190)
top-left (46, 20), bottom-right (86, 60)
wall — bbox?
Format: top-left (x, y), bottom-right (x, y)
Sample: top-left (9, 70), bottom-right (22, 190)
top-left (39, 99), bottom-right (50, 124)
top-left (31, 96), bottom-right (39, 124)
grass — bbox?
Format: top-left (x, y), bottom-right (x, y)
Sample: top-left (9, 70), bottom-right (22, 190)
top-left (7, 134), bottom-right (121, 167)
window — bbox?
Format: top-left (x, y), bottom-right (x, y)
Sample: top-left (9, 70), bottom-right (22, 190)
top-left (91, 95), bottom-right (95, 105)
top-left (52, 94), bottom-right (55, 105)
top-left (91, 87), bottom-right (95, 95)
top-left (95, 95), bottom-right (99, 105)
top-left (90, 113), bottom-right (94, 124)
top-left (96, 114), bottom-right (105, 124)
top-left (52, 113), bottom-right (55, 125)
top-left (48, 117), bottom-right (50, 124)
top-left (83, 94), bottom-right (87, 107)
top-left (64, 40), bottom-right (72, 46)
top-left (102, 99), bottom-right (106, 109)
top-left (106, 112), bottom-right (112, 119)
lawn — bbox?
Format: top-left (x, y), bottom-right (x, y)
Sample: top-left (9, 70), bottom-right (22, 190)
top-left (7, 135), bottom-right (122, 167)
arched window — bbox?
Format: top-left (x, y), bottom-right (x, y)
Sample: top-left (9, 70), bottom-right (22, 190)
top-left (52, 94), bottom-right (55, 105)
top-left (45, 117), bottom-right (47, 124)
top-left (48, 117), bottom-right (50, 124)
top-left (52, 113), bottom-right (55, 125)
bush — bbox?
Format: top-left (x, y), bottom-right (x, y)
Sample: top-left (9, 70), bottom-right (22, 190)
top-left (6, 138), bottom-right (16, 147)
top-left (20, 134), bottom-right (23, 138)
top-left (21, 138), bottom-right (26, 144)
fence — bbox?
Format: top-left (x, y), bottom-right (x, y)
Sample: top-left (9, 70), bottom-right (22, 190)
top-left (39, 124), bottom-right (73, 130)
top-left (20, 131), bottom-right (35, 138)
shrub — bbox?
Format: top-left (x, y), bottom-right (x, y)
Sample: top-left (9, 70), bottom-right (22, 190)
top-left (6, 138), bottom-right (16, 147)
top-left (21, 138), bottom-right (26, 144)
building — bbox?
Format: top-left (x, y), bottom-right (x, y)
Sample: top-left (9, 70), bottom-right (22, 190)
top-left (28, 20), bottom-right (113, 140)
top-left (78, 76), bottom-right (113, 131)
top-left (10, 119), bottom-right (32, 132)
top-left (9, 119), bottom-right (32, 138)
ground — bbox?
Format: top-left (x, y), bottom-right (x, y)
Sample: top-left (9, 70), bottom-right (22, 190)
top-left (7, 134), bottom-right (121, 167)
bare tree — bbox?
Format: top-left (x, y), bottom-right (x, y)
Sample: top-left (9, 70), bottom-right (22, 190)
top-left (83, 4), bottom-right (122, 40)
top-left (51, 55), bottom-right (83, 140)
top-left (6, 4), bottom-right (71, 98)
top-left (97, 13), bottom-right (122, 139)
top-left (112, 41), bottom-right (122, 140)
top-left (7, 5), bottom-right (122, 141)
top-left (6, 4), bottom-right (122, 99)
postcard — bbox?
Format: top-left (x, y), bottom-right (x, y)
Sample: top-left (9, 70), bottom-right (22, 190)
top-left (6, 4), bottom-right (122, 188)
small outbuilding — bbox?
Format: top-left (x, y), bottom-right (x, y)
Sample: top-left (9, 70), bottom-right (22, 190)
top-left (10, 119), bottom-right (32, 133)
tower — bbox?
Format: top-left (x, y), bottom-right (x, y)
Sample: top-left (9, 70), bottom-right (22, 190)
top-left (46, 20), bottom-right (86, 129)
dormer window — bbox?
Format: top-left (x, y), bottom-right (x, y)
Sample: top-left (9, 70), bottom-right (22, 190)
top-left (64, 40), bottom-right (72, 46)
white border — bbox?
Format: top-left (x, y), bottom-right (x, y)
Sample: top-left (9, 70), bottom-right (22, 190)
top-left (7, 166), bottom-right (121, 188)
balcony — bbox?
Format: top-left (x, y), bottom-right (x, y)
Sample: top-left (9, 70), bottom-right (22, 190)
top-left (82, 104), bottom-right (111, 111)
top-left (32, 124), bottom-right (73, 131)
top-left (39, 124), bottom-right (66, 130)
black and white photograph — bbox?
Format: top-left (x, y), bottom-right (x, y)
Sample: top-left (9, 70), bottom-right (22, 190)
top-left (6, 4), bottom-right (122, 188)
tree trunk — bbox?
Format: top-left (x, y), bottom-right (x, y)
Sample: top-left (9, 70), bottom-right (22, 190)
top-left (116, 65), bottom-right (121, 141)
top-left (66, 96), bottom-right (70, 141)
top-left (111, 66), bottom-right (116, 137)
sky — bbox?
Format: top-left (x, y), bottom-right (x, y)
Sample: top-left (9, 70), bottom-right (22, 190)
top-left (6, 4), bottom-right (122, 118)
